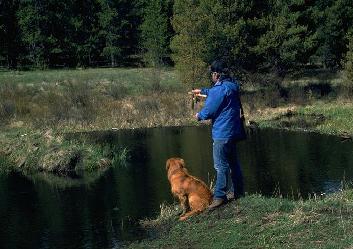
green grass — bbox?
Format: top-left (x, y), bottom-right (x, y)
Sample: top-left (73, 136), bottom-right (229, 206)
top-left (298, 101), bottom-right (353, 135)
top-left (283, 69), bottom-right (344, 87)
top-left (0, 128), bottom-right (123, 174)
top-left (256, 100), bottom-right (353, 136)
top-left (127, 190), bottom-right (353, 248)
top-left (0, 67), bottom-right (182, 92)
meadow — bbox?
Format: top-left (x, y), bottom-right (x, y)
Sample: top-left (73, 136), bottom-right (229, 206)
top-left (0, 68), bottom-right (189, 131)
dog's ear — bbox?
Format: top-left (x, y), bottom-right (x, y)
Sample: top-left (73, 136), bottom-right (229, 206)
top-left (178, 158), bottom-right (185, 168)
top-left (166, 157), bottom-right (185, 171)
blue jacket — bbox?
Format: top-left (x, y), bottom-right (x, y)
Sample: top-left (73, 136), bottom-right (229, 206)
top-left (198, 78), bottom-right (242, 140)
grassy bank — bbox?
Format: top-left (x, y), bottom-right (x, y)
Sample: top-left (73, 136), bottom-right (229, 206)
top-left (127, 189), bottom-right (353, 248)
top-left (252, 101), bottom-right (353, 136)
top-left (0, 127), bottom-right (129, 175)
top-left (0, 68), bottom-right (352, 174)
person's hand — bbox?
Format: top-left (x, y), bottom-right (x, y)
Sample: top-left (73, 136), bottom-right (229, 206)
top-left (188, 89), bottom-right (206, 98)
top-left (188, 89), bottom-right (201, 96)
top-left (195, 112), bottom-right (199, 120)
top-left (191, 89), bottom-right (201, 95)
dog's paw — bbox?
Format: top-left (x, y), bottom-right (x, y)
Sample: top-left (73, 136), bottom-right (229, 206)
top-left (179, 215), bottom-right (187, 221)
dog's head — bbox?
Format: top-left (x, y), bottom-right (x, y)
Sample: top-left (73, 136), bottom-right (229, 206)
top-left (166, 157), bottom-right (185, 173)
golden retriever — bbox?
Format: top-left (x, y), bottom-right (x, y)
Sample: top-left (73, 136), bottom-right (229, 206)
top-left (166, 157), bottom-right (212, 220)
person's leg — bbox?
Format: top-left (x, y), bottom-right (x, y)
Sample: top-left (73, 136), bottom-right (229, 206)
top-left (229, 140), bottom-right (244, 199)
top-left (212, 139), bottom-right (231, 201)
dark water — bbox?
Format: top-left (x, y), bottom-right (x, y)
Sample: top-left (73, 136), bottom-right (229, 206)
top-left (1, 127), bottom-right (353, 249)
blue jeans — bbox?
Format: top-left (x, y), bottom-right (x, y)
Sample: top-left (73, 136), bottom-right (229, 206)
top-left (213, 139), bottom-right (244, 200)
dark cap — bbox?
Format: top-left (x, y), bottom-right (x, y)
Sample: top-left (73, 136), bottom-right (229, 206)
top-left (210, 60), bottom-right (228, 74)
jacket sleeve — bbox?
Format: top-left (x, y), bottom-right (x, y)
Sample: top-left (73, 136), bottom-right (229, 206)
top-left (200, 87), bottom-right (209, 96)
top-left (198, 87), bottom-right (224, 120)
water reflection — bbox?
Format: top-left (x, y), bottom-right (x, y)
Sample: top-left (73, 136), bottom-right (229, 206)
top-left (84, 126), bottom-right (353, 198)
top-left (0, 127), bottom-right (352, 248)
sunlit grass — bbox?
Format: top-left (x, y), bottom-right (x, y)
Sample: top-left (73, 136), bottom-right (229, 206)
top-left (128, 189), bottom-right (353, 248)
top-left (0, 67), bottom-right (182, 92)
top-left (297, 101), bottom-right (353, 134)
top-left (0, 67), bottom-right (191, 131)
top-left (0, 129), bottom-right (115, 174)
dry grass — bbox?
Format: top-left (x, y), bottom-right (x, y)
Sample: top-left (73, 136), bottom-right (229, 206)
top-left (0, 69), bottom-right (193, 132)
top-left (1, 67), bottom-right (352, 135)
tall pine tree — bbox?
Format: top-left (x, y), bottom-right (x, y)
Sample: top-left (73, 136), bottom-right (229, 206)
top-left (253, 0), bottom-right (317, 75)
top-left (171, 0), bottom-right (215, 85)
top-left (97, 0), bottom-right (121, 67)
top-left (140, 0), bottom-right (169, 67)
top-left (17, 0), bottom-right (43, 68)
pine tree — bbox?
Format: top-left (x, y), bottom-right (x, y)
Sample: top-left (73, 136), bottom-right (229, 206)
top-left (254, 0), bottom-right (317, 75)
top-left (314, 0), bottom-right (353, 68)
top-left (97, 0), bottom-right (144, 67)
top-left (17, 0), bottom-right (47, 68)
top-left (344, 33), bottom-right (353, 84)
top-left (171, 0), bottom-right (216, 85)
top-left (210, 0), bottom-right (272, 73)
top-left (140, 0), bottom-right (169, 67)
top-left (97, 0), bottom-right (121, 67)
top-left (69, 0), bottom-right (101, 67)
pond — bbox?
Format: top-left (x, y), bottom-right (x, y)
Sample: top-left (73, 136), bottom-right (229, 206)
top-left (1, 126), bottom-right (353, 249)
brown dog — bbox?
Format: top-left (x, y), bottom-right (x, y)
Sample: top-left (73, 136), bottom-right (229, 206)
top-left (166, 157), bottom-right (212, 220)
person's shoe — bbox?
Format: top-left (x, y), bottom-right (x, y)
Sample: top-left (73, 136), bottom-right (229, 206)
top-left (227, 192), bottom-right (245, 201)
top-left (208, 198), bottom-right (226, 211)
top-left (226, 191), bottom-right (235, 202)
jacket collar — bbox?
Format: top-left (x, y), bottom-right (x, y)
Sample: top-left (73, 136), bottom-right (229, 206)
top-left (214, 77), bottom-right (232, 86)
top-left (214, 81), bottom-right (222, 86)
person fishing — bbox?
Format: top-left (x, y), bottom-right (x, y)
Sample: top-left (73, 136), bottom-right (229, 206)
top-left (191, 59), bottom-right (245, 210)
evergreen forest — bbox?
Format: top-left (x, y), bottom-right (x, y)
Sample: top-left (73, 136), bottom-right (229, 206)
top-left (1, 0), bottom-right (353, 82)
